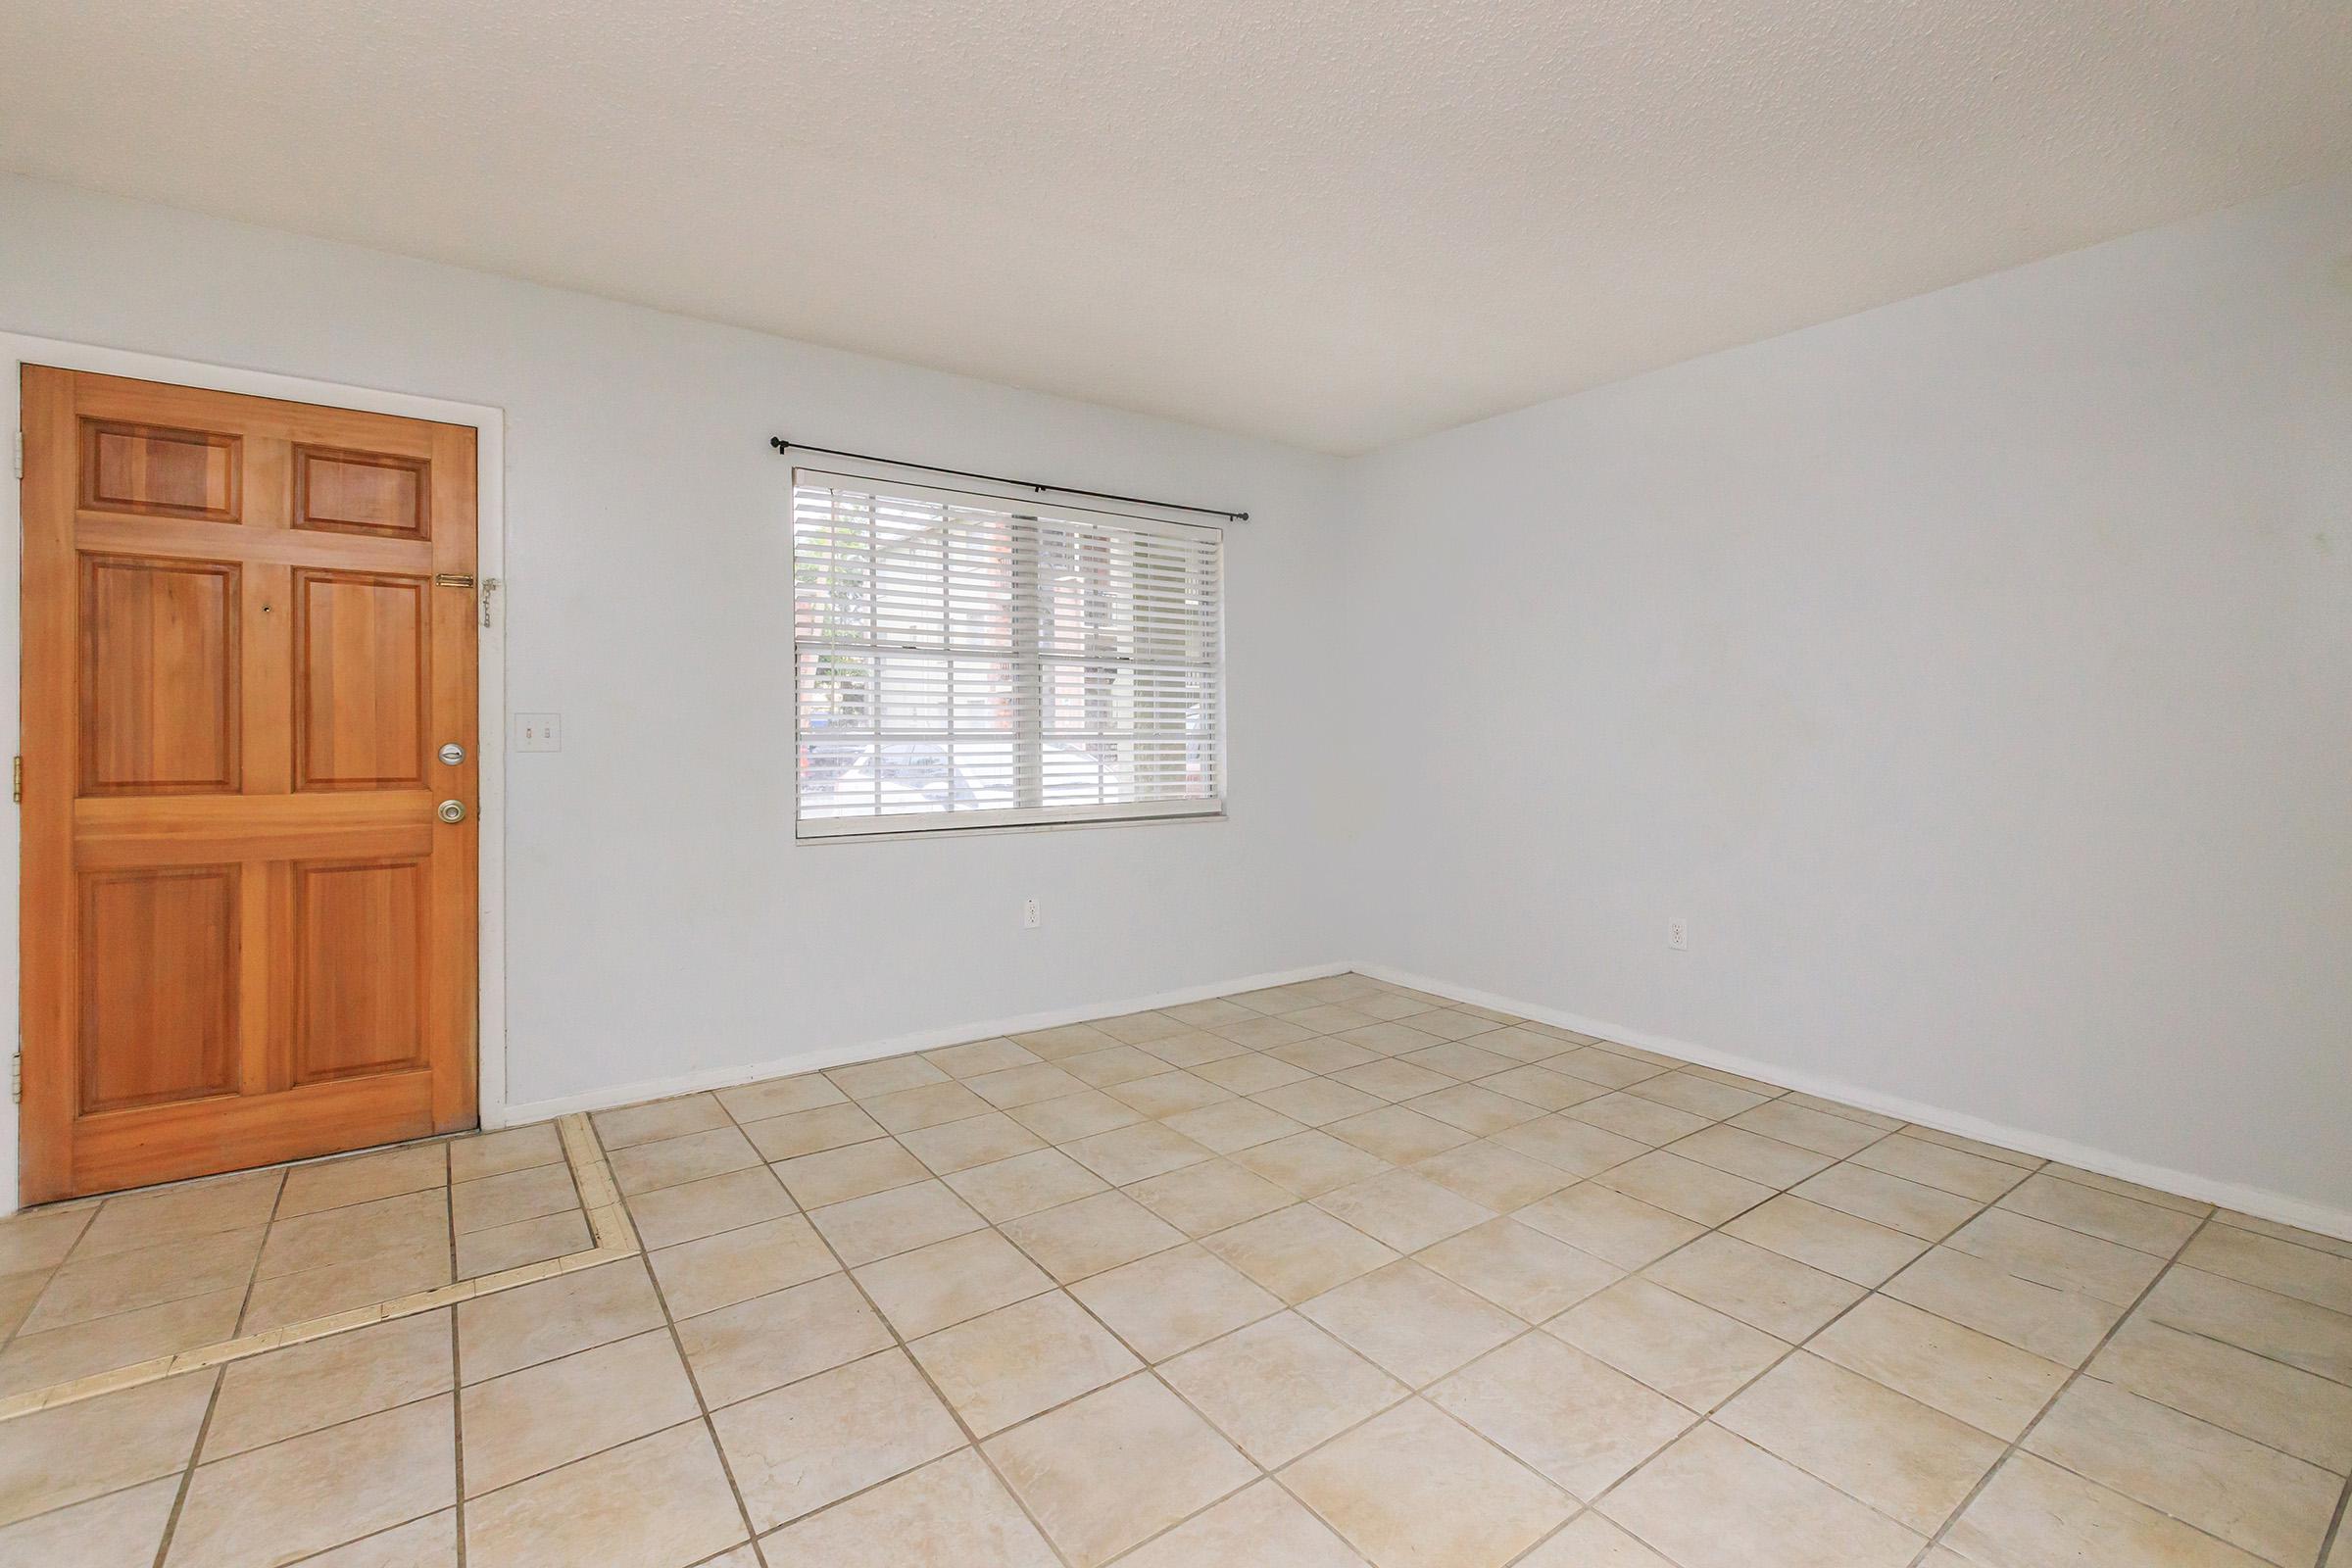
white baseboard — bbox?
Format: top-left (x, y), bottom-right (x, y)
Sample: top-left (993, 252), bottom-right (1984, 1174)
top-left (1357, 962), bottom-right (2352, 1246)
top-left (499, 959), bottom-right (1353, 1124)
top-left (60, 950), bottom-right (2328, 1249)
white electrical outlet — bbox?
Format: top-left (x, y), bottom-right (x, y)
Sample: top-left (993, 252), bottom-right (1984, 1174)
top-left (1667, 917), bottom-right (1690, 951)
top-left (1022, 898), bottom-right (1042, 930)
top-left (514, 712), bottom-right (563, 752)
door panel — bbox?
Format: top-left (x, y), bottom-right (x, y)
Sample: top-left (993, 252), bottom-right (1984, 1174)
top-left (21, 367), bottom-right (478, 1200)
top-left (292, 858), bottom-right (426, 1084)
top-left (77, 866), bottom-right (240, 1112)
top-left (294, 447), bottom-right (429, 538)
top-left (82, 422), bottom-right (241, 521)
top-left (294, 569), bottom-right (428, 789)
top-left (80, 556), bottom-right (242, 793)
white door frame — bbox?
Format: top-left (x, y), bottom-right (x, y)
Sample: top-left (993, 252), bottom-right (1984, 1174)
top-left (0, 332), bottom-right (510, 1214)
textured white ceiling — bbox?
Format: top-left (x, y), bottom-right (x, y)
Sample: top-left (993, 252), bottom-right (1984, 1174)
top-left (4, 1), bottom-right (2348, 452)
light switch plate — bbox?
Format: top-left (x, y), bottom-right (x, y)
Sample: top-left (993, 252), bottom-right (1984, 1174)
top-left (514, 712), bottom-right (563, 752)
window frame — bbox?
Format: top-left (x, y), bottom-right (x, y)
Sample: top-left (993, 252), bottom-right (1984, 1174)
top-left (790, 464), bottom-right (1229, 843)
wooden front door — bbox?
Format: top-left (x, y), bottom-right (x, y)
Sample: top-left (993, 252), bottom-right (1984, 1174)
top-left (19, 368), bottom-right (479, 1202)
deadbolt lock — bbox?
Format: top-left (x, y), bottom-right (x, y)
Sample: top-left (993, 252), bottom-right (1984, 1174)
top-left (437, 800), bottom-right (468, 824)
top-left (438, 743), bottom-right (466, 765)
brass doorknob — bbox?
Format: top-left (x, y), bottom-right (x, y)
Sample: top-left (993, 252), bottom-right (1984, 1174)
top-left (438, 800), bottom-right (468, 824)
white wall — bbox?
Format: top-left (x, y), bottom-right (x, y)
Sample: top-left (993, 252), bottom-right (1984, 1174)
top-left (1343, 176), bottom-right (2352, 1223)
top-left (0, 174), bottom-right (1352, 1140)
top-left (4, 171), bottom-right (2347, 1229)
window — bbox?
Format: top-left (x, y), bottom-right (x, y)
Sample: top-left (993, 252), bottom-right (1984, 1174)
top-left (792, 468), bottom-right (1226, 837)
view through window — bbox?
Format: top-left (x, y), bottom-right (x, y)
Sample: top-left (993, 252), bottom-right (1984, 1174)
top-left (793, 469), bottom-right (1226, 836)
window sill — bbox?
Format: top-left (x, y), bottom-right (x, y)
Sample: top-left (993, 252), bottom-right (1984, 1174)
top-left (795, 809), bottom-right (1229, 845)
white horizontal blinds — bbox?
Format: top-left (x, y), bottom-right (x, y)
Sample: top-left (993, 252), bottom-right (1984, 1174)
top-left (794, 469), bottom-right (1224, 834)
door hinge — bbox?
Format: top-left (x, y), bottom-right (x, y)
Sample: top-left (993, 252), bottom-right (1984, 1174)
top-left (12, 429), bottom-right (22, 481)
top-left (9, 1052), bottom-right (19, 1106)
top-left (10, 757), bottom-right (19, 805)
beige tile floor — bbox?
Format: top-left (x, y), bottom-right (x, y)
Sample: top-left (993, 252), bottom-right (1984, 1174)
top-left (1, 970), bottom-right (2348, 1566)
top-left (0, 1121), bottom-right (590, 1402)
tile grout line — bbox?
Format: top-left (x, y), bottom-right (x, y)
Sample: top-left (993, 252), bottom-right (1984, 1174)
top-left (1965, 1233), bottom-right (2352, 1471)
top-left (1499, 1141), bottom-right (2028, 1565)
top-left (52, 1173), bottom-right (2225, 1568)
top-left (1164, 1254), bottom-right (1610, 1559)
top-left (839, 1225), bottom-right (1269, 1562)
top-left (440, 1352), bottom-right (710, 1533)
top-left (1128, 1016), bottom-right (2335, 1410)
top-left (0, 1198), bottom-right (98, 1360)
top-left (856, 1004), bottom-right (1822, 1562)
top-left (0, 1118), bottom-right (633, 1423)
top-left (585, 1114), bottom-right (777, 1568)
top-left (1534, 1143), bottom-right (2329, 1562)
top-left (1827, 1207), bottom-right (2352, 1418)
top-left (641, 989), bottom-right (2227, 1566)
top-left (2034, 1325), bottom-right (2352, 1474)
top-left (1207, 992), bottom-right (2289, 1563)
top-left (9, 1189), bottom-right (118, 1335)
top-left (985, 1215), bottom-right (1284, 1563)
top-left (1511, 1174), bottom-right (1991, 1559)
top-left (10, 1358), bottom-right (460, 1552)
top-left (279, 1510), bottom-right (449, 1566)
top-left (685, 984), bottom-right (2318, 1560)
top-left (2, 1178), bottom-right (278, 1374)
top-left (9, 976), bottom-right (2336, 1563)
top-left (52, 1132), bottom-right (601, 1338)
top-left (1059, 989), bottom-right (1821, 1559)
top-left (713, 987), bottom-right (2349, 1566)
top-left (93, 1268), bottom-right (482, 1561)
top-left (698, 1089), bottom-right (1088, 1568)
top-left (2317, 1471), bottom-right (2351, 1568)
top-left (654, 1123), bottom-right (1279, 1551)
top-left (144, 1169), bottom-right (288, 1568)
top-left (682, 1091), bottom-right (1101, 1560)
top-left (441, 1140), bottom-right (462, 1316)
top-left (763, 1092), bottom-right (1357, 1567)
top-left (1903, 1209), bottom-right (2222, 1568)
top-left (146, 1366), bottom-right (224, 1568)
top-left (1530, 1146), bottom-right (2234, 1554)
top-left (450, 1303), bottom-right (468, 1568)
top-left (17, 1157), bottom-right (471, 1356)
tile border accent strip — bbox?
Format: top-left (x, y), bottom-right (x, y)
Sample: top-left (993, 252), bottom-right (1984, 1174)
top-left (559, 1108), bottom-right (640, 1253)
top-left (0, 1113), bottom-right (637, 1423)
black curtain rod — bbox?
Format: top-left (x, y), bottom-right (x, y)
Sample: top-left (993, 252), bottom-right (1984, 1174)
top-left (770, 437), bottom-right (1249, 522)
